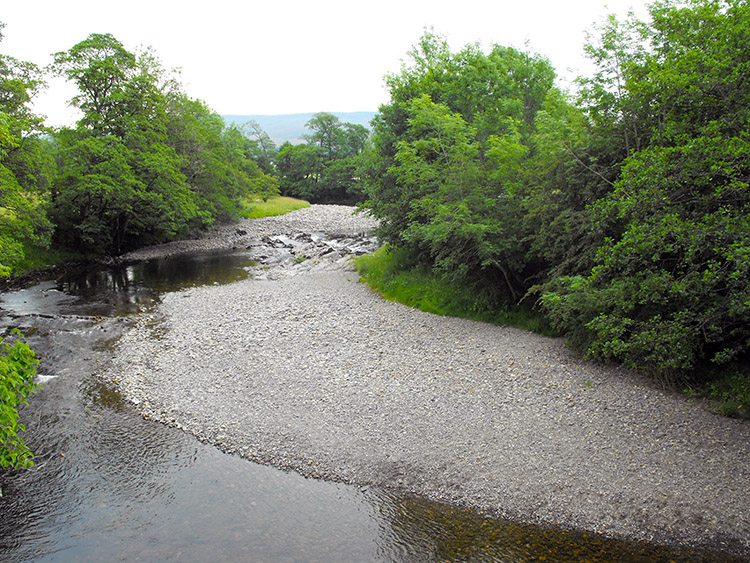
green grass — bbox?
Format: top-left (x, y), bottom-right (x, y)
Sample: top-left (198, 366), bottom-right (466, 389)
top-left (354, 246), bottom-right (557, 335)
top-left (704, 367), bottom-right (750, 419)
top-left (239, 196), bottom-right (310, 219)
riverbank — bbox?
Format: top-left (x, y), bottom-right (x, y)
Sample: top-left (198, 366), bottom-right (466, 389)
top-left (118, 204), bottom-right (378, 263)
top-left (102, 205), bottom-right (750, 559)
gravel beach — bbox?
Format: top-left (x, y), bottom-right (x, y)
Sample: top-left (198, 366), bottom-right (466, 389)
top-left (103, 205), bottom-right (750, 558)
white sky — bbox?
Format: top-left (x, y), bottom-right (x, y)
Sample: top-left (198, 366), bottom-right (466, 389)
top-left (2, 0), bottom-right (651, 127)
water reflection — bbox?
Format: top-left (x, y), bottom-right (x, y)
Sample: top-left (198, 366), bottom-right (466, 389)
top-left (0, 251), bottom-right (255, 319)
top-left (0, 252), bottom-right (742, 562)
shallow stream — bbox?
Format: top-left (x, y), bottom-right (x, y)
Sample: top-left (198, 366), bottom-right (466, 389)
top-left (0, 250), bottom-right (738, 562)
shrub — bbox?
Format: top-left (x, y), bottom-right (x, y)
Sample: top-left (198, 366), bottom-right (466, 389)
top-left (0, 330), bottom-right (40, 469)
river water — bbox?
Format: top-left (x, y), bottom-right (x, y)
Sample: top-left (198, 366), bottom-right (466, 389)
top-left (0, 251), bottom-right (738, 562)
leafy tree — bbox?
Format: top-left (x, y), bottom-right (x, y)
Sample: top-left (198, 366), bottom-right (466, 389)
top-left (48, 34), bottom-right (272, 256)
top-left (522, 87), bottom-right (613, 281)
top-left (303, 112), bottom-right (345, 161)
top-left (362, 32), bottom-right (556, 301)
top-left (276, 141), bottom-right (324, 201)
top-left (0, 22), bottom-right (53, 276)
top-left (50, 33), bottom-right (138, 136)
top-left (221, 124), bottom-right (279, 202)
top-left (0, 330), bottom-right (39, 469)
top-left (238, 119), bottom-right (276, 174)
top-left (540, 0), bottom-right (750, 374)
top-left (48, 35), bottom-right (194, 254)
top-left (341, 122), bottom-right (369, 158)
top-left (278, 113), bottom-right (369, 203)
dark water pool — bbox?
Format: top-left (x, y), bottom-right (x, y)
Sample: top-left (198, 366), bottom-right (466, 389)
top-left (0, 251), bottom-right (738, 562)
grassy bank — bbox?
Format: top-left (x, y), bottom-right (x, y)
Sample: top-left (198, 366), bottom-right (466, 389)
top-left (355, 246), bottom-right (749, 419)
top-left (0, 243), bottom-right (80, 286)
top-left (354, 246), bottom-right (555, 336)
top-left (239, 196), bottom-right (310, 219)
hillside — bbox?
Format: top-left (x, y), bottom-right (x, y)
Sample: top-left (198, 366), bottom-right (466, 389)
top-left (222, 111), bottom-right (377, 146)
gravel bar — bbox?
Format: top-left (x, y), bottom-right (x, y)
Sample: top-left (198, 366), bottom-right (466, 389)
top-left (119, 204), bottom-right (378, 262)
top-left (103, 205), bottom-right (750, 558)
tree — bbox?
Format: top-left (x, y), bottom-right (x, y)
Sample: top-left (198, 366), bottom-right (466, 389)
top-left (278, 113), bottom-right (369, 203)
top-left (362, 32), bottom-right (556, 301)
top-left (221, 124), bottom-right (279, 201)
top-left (48, 35), bottom-right (192, 254)
top-left (239, 120), bottom-right (276, 174)
top-left (0, 22), bottom-right (53, 276)
top-left (341, 123), bottom-right (369, 157)
top-left (303, 112), bottom-right (344, 161)
top-left (48, 34), bottom-right (272, 256)
top-left (276, 141), bottom-right (324, 201)
top-left (50, 33), bottom-right (138, 136)
top-left (540, 0), bottom-right (750, 374)
top-left (391, 95), bottom-right (528, 299)
top-left (521, 87), bottom-right (613, 281)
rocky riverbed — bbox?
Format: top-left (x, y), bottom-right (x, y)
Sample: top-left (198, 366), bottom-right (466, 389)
top-left (102, 205), bottom-right (750, 559)
top-left (119, 204), bottom-right (379, 263)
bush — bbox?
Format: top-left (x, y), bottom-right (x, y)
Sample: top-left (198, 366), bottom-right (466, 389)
top-left (0, 330), bottom-right (40, 469)
top-left (707, 368), bottom-right (750, 419)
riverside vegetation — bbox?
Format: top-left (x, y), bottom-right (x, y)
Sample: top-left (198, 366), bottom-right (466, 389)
top-left (357, 1), bottom-right (750, 416)
top-left (1, 0), bottom-right (749, 467)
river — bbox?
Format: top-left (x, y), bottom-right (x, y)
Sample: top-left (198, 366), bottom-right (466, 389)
top-left (0, 249), bottom-right (739, 562)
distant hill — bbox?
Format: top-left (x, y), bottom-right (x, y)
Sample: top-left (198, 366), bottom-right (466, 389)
top-left (222, 111), bottom-right (378, 146)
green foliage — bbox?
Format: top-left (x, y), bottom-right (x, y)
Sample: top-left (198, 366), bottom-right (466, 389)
top-left (11, 242), bottom-right (75, 277)
top-left (277, 112), bottom-right (368, 203)
top-left (360, 4), bottom-right (750, 394)
top-left (276, 142), bottom-right (325, 201)
top-left (522, 88), bottom-right (612, 279)
top-left (540, 0), bottom-right (750, 374)
top-left (707, 368), bottom-right (750, 418)
top-left (44, 33), bottom-right (278, 257)
top-left (0, 25), bottom-right (53, 277)
top-left (0, 330), bottom-right (40, 469)
top-left (237, 120), bottom-right (277, 174)
top-left (362, 32), bottom-right (557, 301)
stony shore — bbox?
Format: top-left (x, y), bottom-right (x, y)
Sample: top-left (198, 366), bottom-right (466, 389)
top-left (103, 205), bottom-right (750, 559)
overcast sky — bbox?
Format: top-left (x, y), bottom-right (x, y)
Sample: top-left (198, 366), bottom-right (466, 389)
top-left (2, 0), bottom-right (650, 127)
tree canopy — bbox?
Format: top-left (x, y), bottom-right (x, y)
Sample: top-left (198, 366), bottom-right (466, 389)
top-left (0, 23), bottom-right (53, 276)
top-left (362, 33), bottom-right (557, 299)
top-left (539, 0), bottom-right (750, 374)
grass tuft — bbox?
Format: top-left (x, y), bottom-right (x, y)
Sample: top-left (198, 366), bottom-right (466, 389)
top-left (707, 367), bottom-right (750, 419)
top-left (9, 243), bottom-right (78, 278)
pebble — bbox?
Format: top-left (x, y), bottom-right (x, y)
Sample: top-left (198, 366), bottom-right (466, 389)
top-left (102, 205), bottom-right (750, 559)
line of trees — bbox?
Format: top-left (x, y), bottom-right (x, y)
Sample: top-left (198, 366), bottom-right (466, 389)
top-left (276, 112), bottom-right (368, 203)
top-left (1, 30), bottom-right (279, 272)
top-left (1, 30), bottom-right (282, 467)
top-left (361, 0), bottom-right (749, 381)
